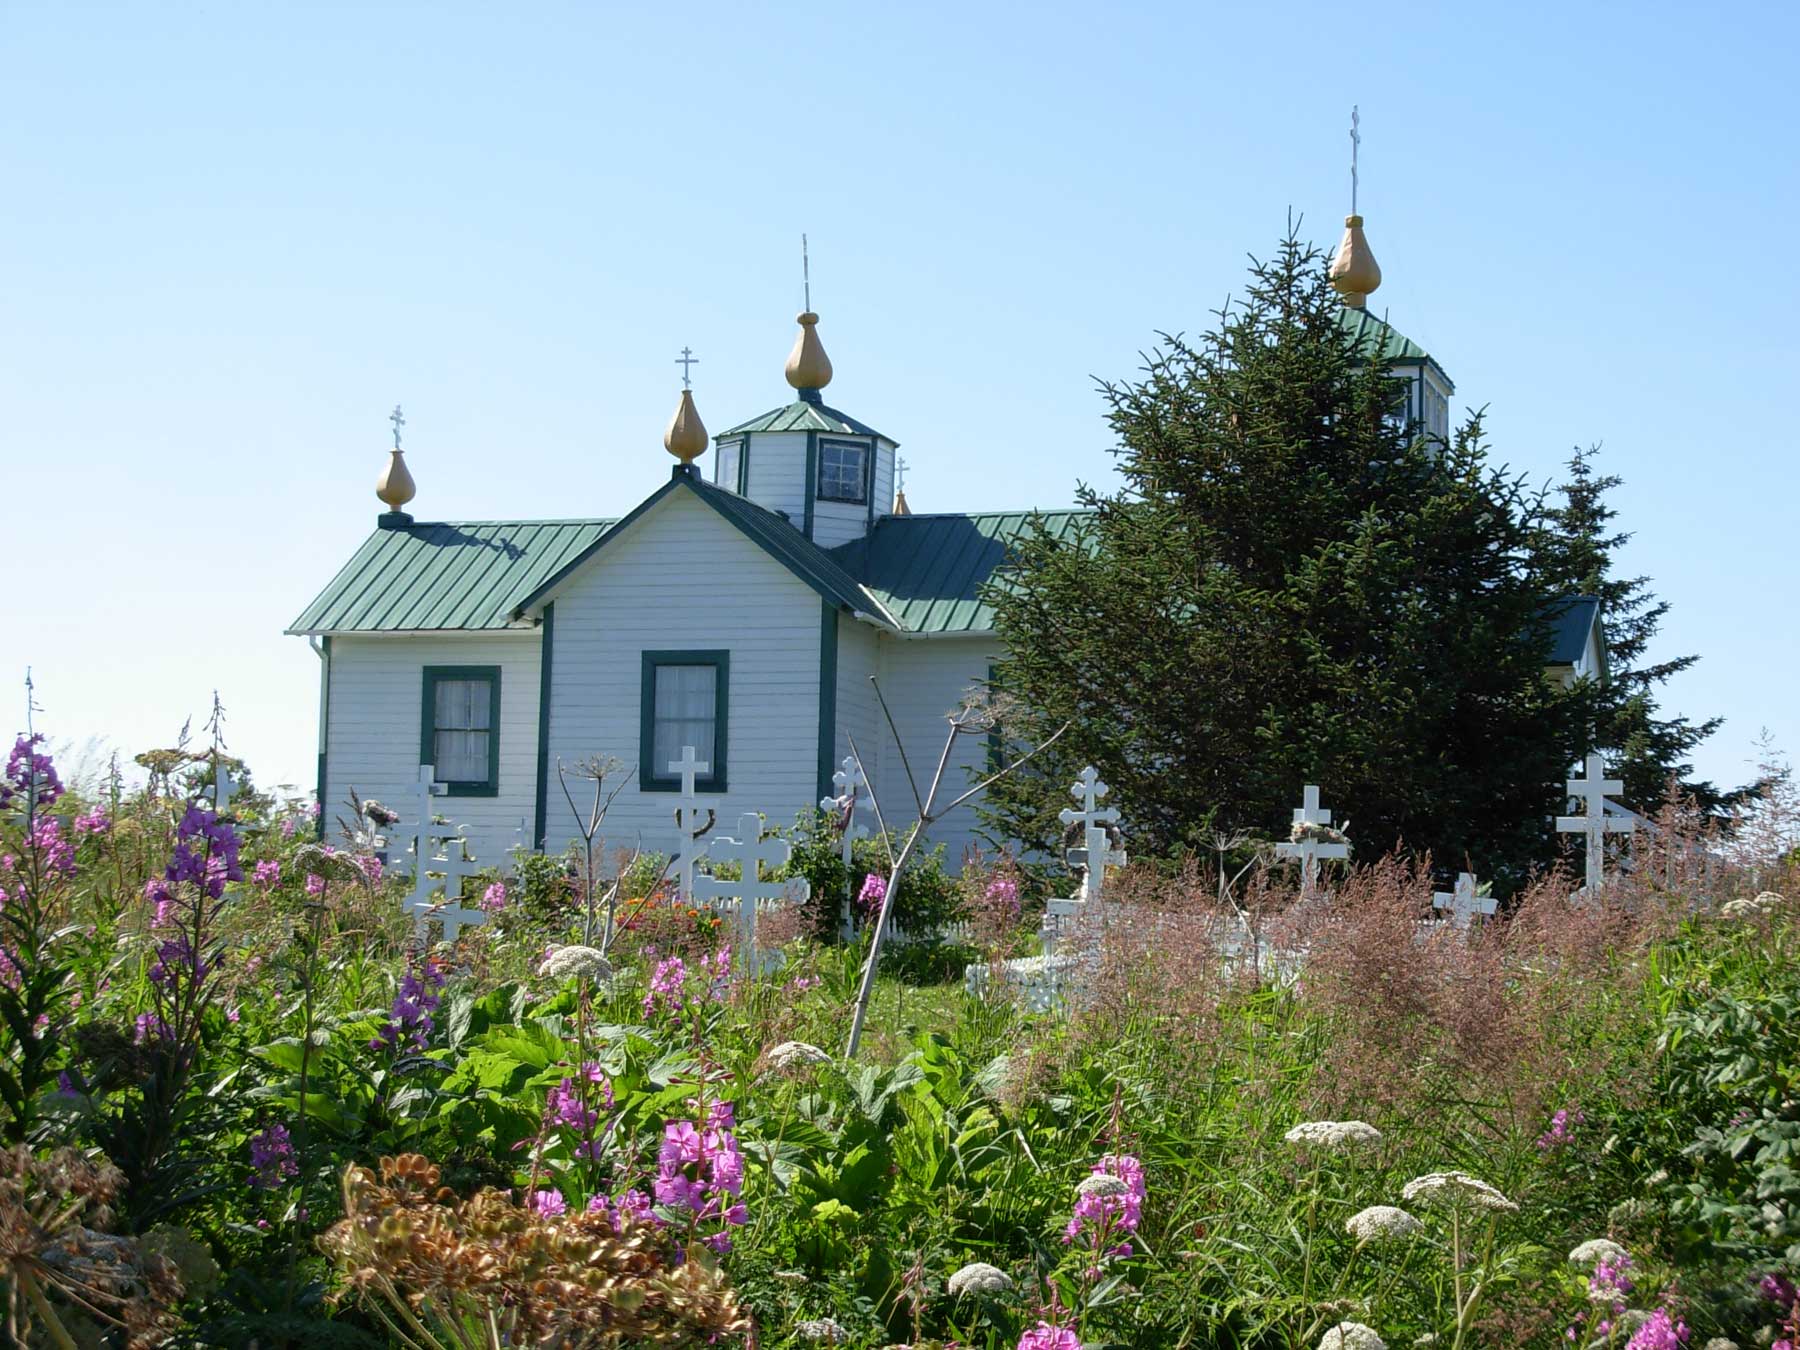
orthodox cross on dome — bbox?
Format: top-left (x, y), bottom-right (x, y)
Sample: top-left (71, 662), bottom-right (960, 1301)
top-left (1349, 105), bottom-right (1361, 215)
top-left (1274, 784), bottom-right (1351, 895)
top-left (389, 404), bottom-right (405, 450)
top-left (1058, 766), bottom-right (1125, 903)
top-left (1557, 753), bottom-right (1634, 892)
top-left (1433, 871), bottom-right (1496, 930)
top-left (675, 347), bottom-right (699, 390)
top-left (691, 814), bottom-right (811, 973)
top-left (669, 745), bottom-right (717, 902)
top-left (895, 456), bottom-right (908, 497)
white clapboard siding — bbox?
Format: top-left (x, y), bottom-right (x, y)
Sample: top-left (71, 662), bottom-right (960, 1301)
top-left (543, 488), bottom-right (824, 860)
top-left (870, 442), bottom-right (896, 518)
top-left (833, 620), bottom-right (883, 797)
top-left (740, 431), bottom-right (808, 526)
top-left (872, 636), bottom-right (998, 867)
top-left (812, 496), bottom-right (870, 549)
top-left (325, 632), bottom-right (542, 868)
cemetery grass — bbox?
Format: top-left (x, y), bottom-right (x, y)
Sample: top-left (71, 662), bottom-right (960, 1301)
top-left (5, 753), bottom-right (1800, 1347)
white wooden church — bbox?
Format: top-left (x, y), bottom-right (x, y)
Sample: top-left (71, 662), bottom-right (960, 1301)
top-left (289, 213), bottom-right (1607, 870)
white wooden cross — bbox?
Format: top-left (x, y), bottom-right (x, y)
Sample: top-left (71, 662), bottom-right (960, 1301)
top-left (403, 833), bottom-right (486, 941)
top-left (819, 755), bottom-right (869, 937)
top-left (669, 745), bottom-right (717, 903)
top-left (210, 759), bottom-right (238, 817)
top-left (1058, 766), bottom-right (1125, 903)
top-left (1432, 871), bottom-right (1497, 930)
top-left (395, 765), bottom-right (447, 879)
top-left (691, 814), bottom-right (811, 974)
top-left (1274, 784), bottom-right (1350, 895)
top-left (1557, 753), bottom-right (1635, 892)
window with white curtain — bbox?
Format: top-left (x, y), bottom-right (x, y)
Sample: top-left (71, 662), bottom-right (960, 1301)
top-left (641, 651), bottom-right (729, 791)
top-left (421, 667), bottom-right (500, 796)
top-left (817, 439), bottom-right (868, 504)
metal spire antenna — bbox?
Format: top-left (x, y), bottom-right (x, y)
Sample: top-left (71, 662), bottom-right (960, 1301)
top-left (675, 347), bottom-right (699, 389)
top-left (1349, 105), bottom-right (1361, 215)
top-left (389, 404), bottom-right (405, 450)
top-left (802, 233), bottom-right (811, 312)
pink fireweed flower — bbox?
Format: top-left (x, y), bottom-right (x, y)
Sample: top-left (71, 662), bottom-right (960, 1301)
top-left (1536, 1106), bottom-right (1585, 1151)
top-left (1018, 1322), bottom-right (1081, 1350)
top-left (527, 1188), bottom-right (567, 1219)
top-left (480, 881), bottom-right (507, 913)
top-left (1064, 1153), bottom-right (1146, 1261)
top-left (653, 1100), bottom-right (747, 1251)
top-left (643, 955), bottom-right (688, 1019)
top-left (1, 735), bottom-right (63, 810)
top-left (857, 872), bottom-right (888, 918)
top-left (304, 873), bottom-right (326, 896)
top-left (355, 854), bottom-right (383, 883)
top-left (253, 859), bottom-right (280, 887)
top-left (1623, 1307), bottom-right (1689, 1349)
top-left (30, 817), bottom-right (76, 878)
top-left (984, 875), bottom-right (1021, 918)
top-left (72, 808), bottom-right (110, 837)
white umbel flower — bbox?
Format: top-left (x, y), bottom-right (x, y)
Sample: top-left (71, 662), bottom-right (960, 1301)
top-left (1400, 1171), bottom-right (1518, 1213)
top-left (765, 1041), bottom-right (833, 1069)
top-left (1285, 1120), bottom-right (1383, 1150)
top-left (1076, 1173), bottom-right (1129, 1199)
top-left (795, 1318), bottom-right (849, 1343)
top-left (1702, 1338), bottom-right (1739, 1350)
top-left (946, 1261), bottom-right (1014, 1296)
top-left (536, 945), bottom-right (613, 984)
top-left (1318, 1323), bottom-right (1387, 1350)
top-left (1344, 1205), bottom-right (1424, 1244)
top-left (1568, 1238), bottom-right (1630, 1267)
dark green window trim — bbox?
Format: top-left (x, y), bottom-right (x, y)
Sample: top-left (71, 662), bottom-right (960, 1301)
top-left (802, 431), bottom-right (818, 538)
top-left (716, 438), bottom-right (748, 495)
top-left (816, 603), bottom-right (839, 802)
top-left (420, 665), bottom-right (502, 797)
top-left (816, 437), bottom-right (870, 505)
top-left (737, 437), bottom-right (749, 495)
top-left (639, 650), bottom-right (730, 793)
top-left (315, 636), bottom-right (332, 839)
top-left (533, 604), bottom-right (555, 849)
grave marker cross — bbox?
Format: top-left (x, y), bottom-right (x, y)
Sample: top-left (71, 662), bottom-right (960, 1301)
top-left (1432, 872), bottom-right (1496, 930)
top-left (1557, 753), bottom-right (1634, 892)
top-left (1058, 765), bottom-right (1125, 903)
top-left (819, 754), bottom-right (869, 936)
top-left (691, 814), bottom-right (810, 973)
top-left (669, 745), bottom-right (717, 903)
top-left (403, 834), bottom-right (485, 942)
top-left (209, 759), bottom-right (238, 817)
top-left (1274, 784), bottom-right (1350, 895)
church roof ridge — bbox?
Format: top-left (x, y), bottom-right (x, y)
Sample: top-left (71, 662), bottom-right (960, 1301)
top-left (717, 398), bottom-right (892, 442)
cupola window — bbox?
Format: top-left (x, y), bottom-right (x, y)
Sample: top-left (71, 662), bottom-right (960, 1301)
top-left (817, 438), bottom-right (868, 504)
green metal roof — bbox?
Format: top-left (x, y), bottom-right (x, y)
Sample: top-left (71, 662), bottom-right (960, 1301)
top-left (1338, 308), bottom-right (1453, 390)
top-left (717, 398), bottom-right (890, 441)
top-left (288, 519), bottom-right (614, 634)
top-left (1545, 595), bottom-right (1607, 678)
top-left (831, 510), bottom-right (1094, 634)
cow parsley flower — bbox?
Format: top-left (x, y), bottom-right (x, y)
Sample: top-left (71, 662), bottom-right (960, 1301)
top-left (1701, 1339), bottom-right (1739, 1350)
top-left (765, 1040), bottom-right (832, 1069)
top-left (1286, 1120), bottom-right (1382, 1151)
top-left (1317, 1323), bottom-right (1386, 1350)
top-left (796, 1319), bottom-right (849, 1344)
top-left (1570, 1238), bottom-right (1630, 1267)
top-left (1077, 1173), bottom-right (1129, 1199)
top-left (537, 945), bottom-right (613, 984)
top-left (1400, 1170), bottom-right (1518, 1212)
top-left (1345, 1205), bottom-right (1423, 1244)
top-left (947, 1260), bottom-right (1014, 1296)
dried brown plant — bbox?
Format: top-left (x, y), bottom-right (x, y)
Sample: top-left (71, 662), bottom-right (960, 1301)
top-left (319, 1154), bottom-right (751, 1348)
top-left (0, 1144), bottom-right (184, 1348)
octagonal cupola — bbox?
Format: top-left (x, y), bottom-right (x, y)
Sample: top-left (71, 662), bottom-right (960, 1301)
top-left (712, 308), bottom-right (900, 546)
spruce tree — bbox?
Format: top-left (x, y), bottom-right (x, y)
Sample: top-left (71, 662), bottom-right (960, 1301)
top-left (980, 227), bottom-right (1600, 892)
top-left (1535, 446), bottom-right (1753, 817)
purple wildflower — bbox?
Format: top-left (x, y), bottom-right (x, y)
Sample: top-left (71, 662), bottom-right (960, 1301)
top-left (527, 1188), bottom-right (567, 1219)
top-left (252, 859), bottom-right (280, 887)
top-left (1536, 1106), bottom-right (1584, 1151)
top-left (29, 816), bottom-right (76, 878)
top-left (72, 808), bottom-right (110, 837)
top-left (480, 881), bottom-right (507, 913)
top-left (248, 1123), bottom-right (298, 1189)
top-left (857, 871), bottom-right (888, 918)
top-left (1018, 1323), bottom-right (1081, 1350)
top-left (370, 960), bottom-right (446, 1054)
top-left (643, 955), bottom-right (688, 1019)
top-left (1762, 1274), bottom-right (1798, 1310)
top-left (652, 1099), bottom-right (747, 1252)
top-left (1, 735), bottom-right (63, 810)
top-left (1624, 1307), bottom-right (1689, 1349)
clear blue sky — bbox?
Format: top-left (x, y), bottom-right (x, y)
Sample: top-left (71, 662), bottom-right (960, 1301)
top-left (4, 1), bottom-right (1794, 799)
